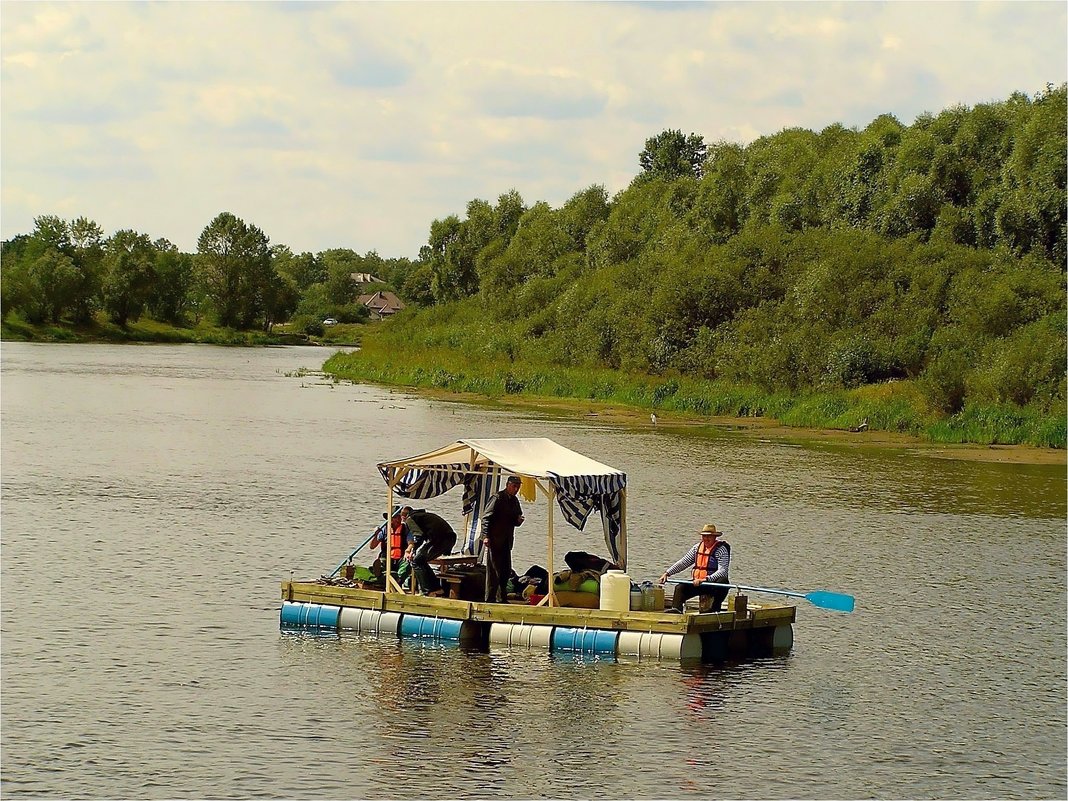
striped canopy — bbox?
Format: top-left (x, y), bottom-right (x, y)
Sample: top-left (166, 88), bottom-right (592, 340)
top-left (377, 438), bottom-right (628, 568)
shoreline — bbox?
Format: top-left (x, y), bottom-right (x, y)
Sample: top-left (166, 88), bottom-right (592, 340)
top-left (6, 333), bottom-right (1060, 465)
top-left (400, 385), bottom-right (1067, 467)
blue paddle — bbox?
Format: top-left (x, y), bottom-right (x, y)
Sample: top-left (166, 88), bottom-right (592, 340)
top-left (668, 579), bottom-right (855, 613)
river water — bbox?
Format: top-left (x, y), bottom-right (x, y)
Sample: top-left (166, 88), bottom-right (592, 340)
top-left (1, 342), bottom-right (1064, 800)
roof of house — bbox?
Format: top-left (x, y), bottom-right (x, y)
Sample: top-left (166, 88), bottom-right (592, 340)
top-left (358, 291), bottom-right (405, 312)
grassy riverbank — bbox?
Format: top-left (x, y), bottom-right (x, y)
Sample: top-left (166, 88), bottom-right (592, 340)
top-left (0, 312), bottom-right (364, 347)
top-left (324, 338), bottom-right (1066, 449)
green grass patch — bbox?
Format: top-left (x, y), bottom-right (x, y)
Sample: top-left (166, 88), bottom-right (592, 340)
top-left (925, 403), bottom-right (1067, 448)
top-left (317, 323), bottom-right (364, 346)
top-left (1, 312), bottom-right (322, 347)
top-left (324, 333), bottom-right (1065, 449)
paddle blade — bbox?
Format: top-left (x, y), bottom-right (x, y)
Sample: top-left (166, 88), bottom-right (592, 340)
top-left (805, 590), bottom-right (855, 613)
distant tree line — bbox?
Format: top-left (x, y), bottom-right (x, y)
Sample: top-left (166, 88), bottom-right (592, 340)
top-left (1, 212), bottom-right (416, 335)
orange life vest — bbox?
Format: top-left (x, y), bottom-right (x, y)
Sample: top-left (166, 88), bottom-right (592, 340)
top-left (389, 521), bottom-right (406, 562)
top-left (693, 540), bottom-right (728, 582)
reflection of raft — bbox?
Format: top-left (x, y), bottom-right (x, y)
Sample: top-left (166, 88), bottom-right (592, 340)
top-left (280, 582), bottom-right (795, 661)
top-left (280, 438), bottom-right (795, 662)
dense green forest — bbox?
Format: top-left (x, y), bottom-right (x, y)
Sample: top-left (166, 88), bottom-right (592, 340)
top-left (330, 86), bottom-right (1067, 447)
top-left (2, 86), bottom-right (1065, 445)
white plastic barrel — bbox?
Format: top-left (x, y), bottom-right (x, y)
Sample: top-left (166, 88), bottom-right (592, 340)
top-left (488, 622), bottom-right (554, 648)
top-left (617, 631), bottom-right (702, 660)
top-left (337, 607), bottom-right (402, 636)
top-left (599, 570), bottom-right (631, 612)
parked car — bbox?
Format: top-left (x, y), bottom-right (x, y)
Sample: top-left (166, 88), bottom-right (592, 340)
top-left (322, 318), bottom-right (338, 326)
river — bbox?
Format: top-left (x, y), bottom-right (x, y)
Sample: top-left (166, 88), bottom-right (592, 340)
top-left (1, 342), bottom-right (1064, 799)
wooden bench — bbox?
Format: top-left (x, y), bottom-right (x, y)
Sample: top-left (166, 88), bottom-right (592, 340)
top-left (429, 554), bottom-right (478, 570)
top-left (440, 573), bottom-right (466, 599)
top-left (433, 555), bottom-right (483, 601)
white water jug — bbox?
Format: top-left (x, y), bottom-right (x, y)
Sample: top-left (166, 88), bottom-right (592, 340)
top-left (600, 569), bottom-right (631, 612)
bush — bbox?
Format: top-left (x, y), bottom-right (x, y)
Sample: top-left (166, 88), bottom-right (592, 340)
top-left (919, 350), bottom-right (969, 413)
top-left (824, 336), bottom-right (885, 388)
top-left (298, 317), bottom-right (324, 337)
top-left (968, 314), bottom-right (1066, 409)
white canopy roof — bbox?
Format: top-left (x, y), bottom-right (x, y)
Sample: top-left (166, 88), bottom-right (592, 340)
top-left (378, 437), bottom-right (625, 480)
top-left (378, 437), bottom-right (629, 575)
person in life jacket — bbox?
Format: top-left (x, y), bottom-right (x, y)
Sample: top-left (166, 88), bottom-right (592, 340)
top-left (658, 523), bottom-right (731, 612)
top-left (368, 505), bottom-right (412, 583)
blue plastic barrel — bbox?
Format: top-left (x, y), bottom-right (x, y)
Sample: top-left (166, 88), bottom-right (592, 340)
top-left (399, 614), bottom-right (465, 641)
top-left (279, 602), bottom-right (341, 630)
top-left (551, 627), bottom-right (619, 656)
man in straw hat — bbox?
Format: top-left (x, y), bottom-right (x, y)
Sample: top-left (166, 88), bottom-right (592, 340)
top-left (659, 524), bottom-right (731, 612)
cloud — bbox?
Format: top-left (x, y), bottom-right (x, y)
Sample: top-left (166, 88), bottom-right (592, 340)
top-left (329, 47), bottom-right (413, 90)
top-left (0, 1), bottom-right (1065, 258)
top-left (3, 5), bottom-right (103, 56)
top-left (453, 60), bottom-right (610, 121)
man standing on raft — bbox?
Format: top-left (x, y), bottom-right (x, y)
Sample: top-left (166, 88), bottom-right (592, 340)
top-left (482, 475), bottom-right (525, 603)
top-left (659, 524), bottom-right (731, 612)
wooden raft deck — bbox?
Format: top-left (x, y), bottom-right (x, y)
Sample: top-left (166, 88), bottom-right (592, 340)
top-left (281, 581), bottom-right (796, 635)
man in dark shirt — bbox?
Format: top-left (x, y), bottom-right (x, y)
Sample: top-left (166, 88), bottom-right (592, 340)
top-left (481, 475), bottom-right (525, 603)
top-left (404, 509), bottom-right (457, 596)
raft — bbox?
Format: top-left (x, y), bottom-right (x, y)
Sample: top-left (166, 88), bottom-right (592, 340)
top-left (280, 581), bottom-right (795, 661)
top-left (279, 437), bottom-right (796, 662)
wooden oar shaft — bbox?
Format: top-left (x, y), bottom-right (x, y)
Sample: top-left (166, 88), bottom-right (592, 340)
top-left (666, 579), bottom-right (854, 612)
top-left (667, 578), bottom-right (802, 597)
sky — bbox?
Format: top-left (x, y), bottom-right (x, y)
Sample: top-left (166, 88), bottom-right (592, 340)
top-left (2, 1), bottom-right (1065, 260)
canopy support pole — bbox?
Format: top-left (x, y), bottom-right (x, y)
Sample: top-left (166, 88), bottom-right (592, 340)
top-left (385, 472), bottom-right (404, 594)
top-left (547, 485), bottom-right (557, 607)
top-left (462, 447), bottom-right (477, 556)
top-left (619, 487), bottom-right (628, 571)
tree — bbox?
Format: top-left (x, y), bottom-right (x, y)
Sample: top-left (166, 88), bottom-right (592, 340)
top-left (320, 249), bottom-right (360, 306)
top-left (260, 267), bottom-right (300, 331)
top-left (400, 262), bottom-right (435, 306)
top-left (149, 242), bottom-right (195, 324)
top-left (0, 216), bottom-right (104, 323)
top-left (1, 235), bottom-right (33, 318)
top-left (426, 215), bottom-right (467, 303)
top-left (559, 185), bottom-right (610, 251)
top-left (68, 217), bottom-right (105, 324)
top-left (196, 212), bottom-right (272, 328)
top-left (26, 248), bottom-right (80, 323)
top-left (272, 246), bottom-right (325, 291)
top-left (495, 189), bottom-right (527, 240)
top-left (638, 129), bottom-right (707, 180)
top-left (692, 142), bottom-right (748, 242)
top-left (32, 215), bottom-right (72, 253)
top-left (102, 229), bottom-right (156, 327)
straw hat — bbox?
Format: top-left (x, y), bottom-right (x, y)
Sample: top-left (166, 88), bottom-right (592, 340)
top-left (699, 524), bottom-right (722, 536)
